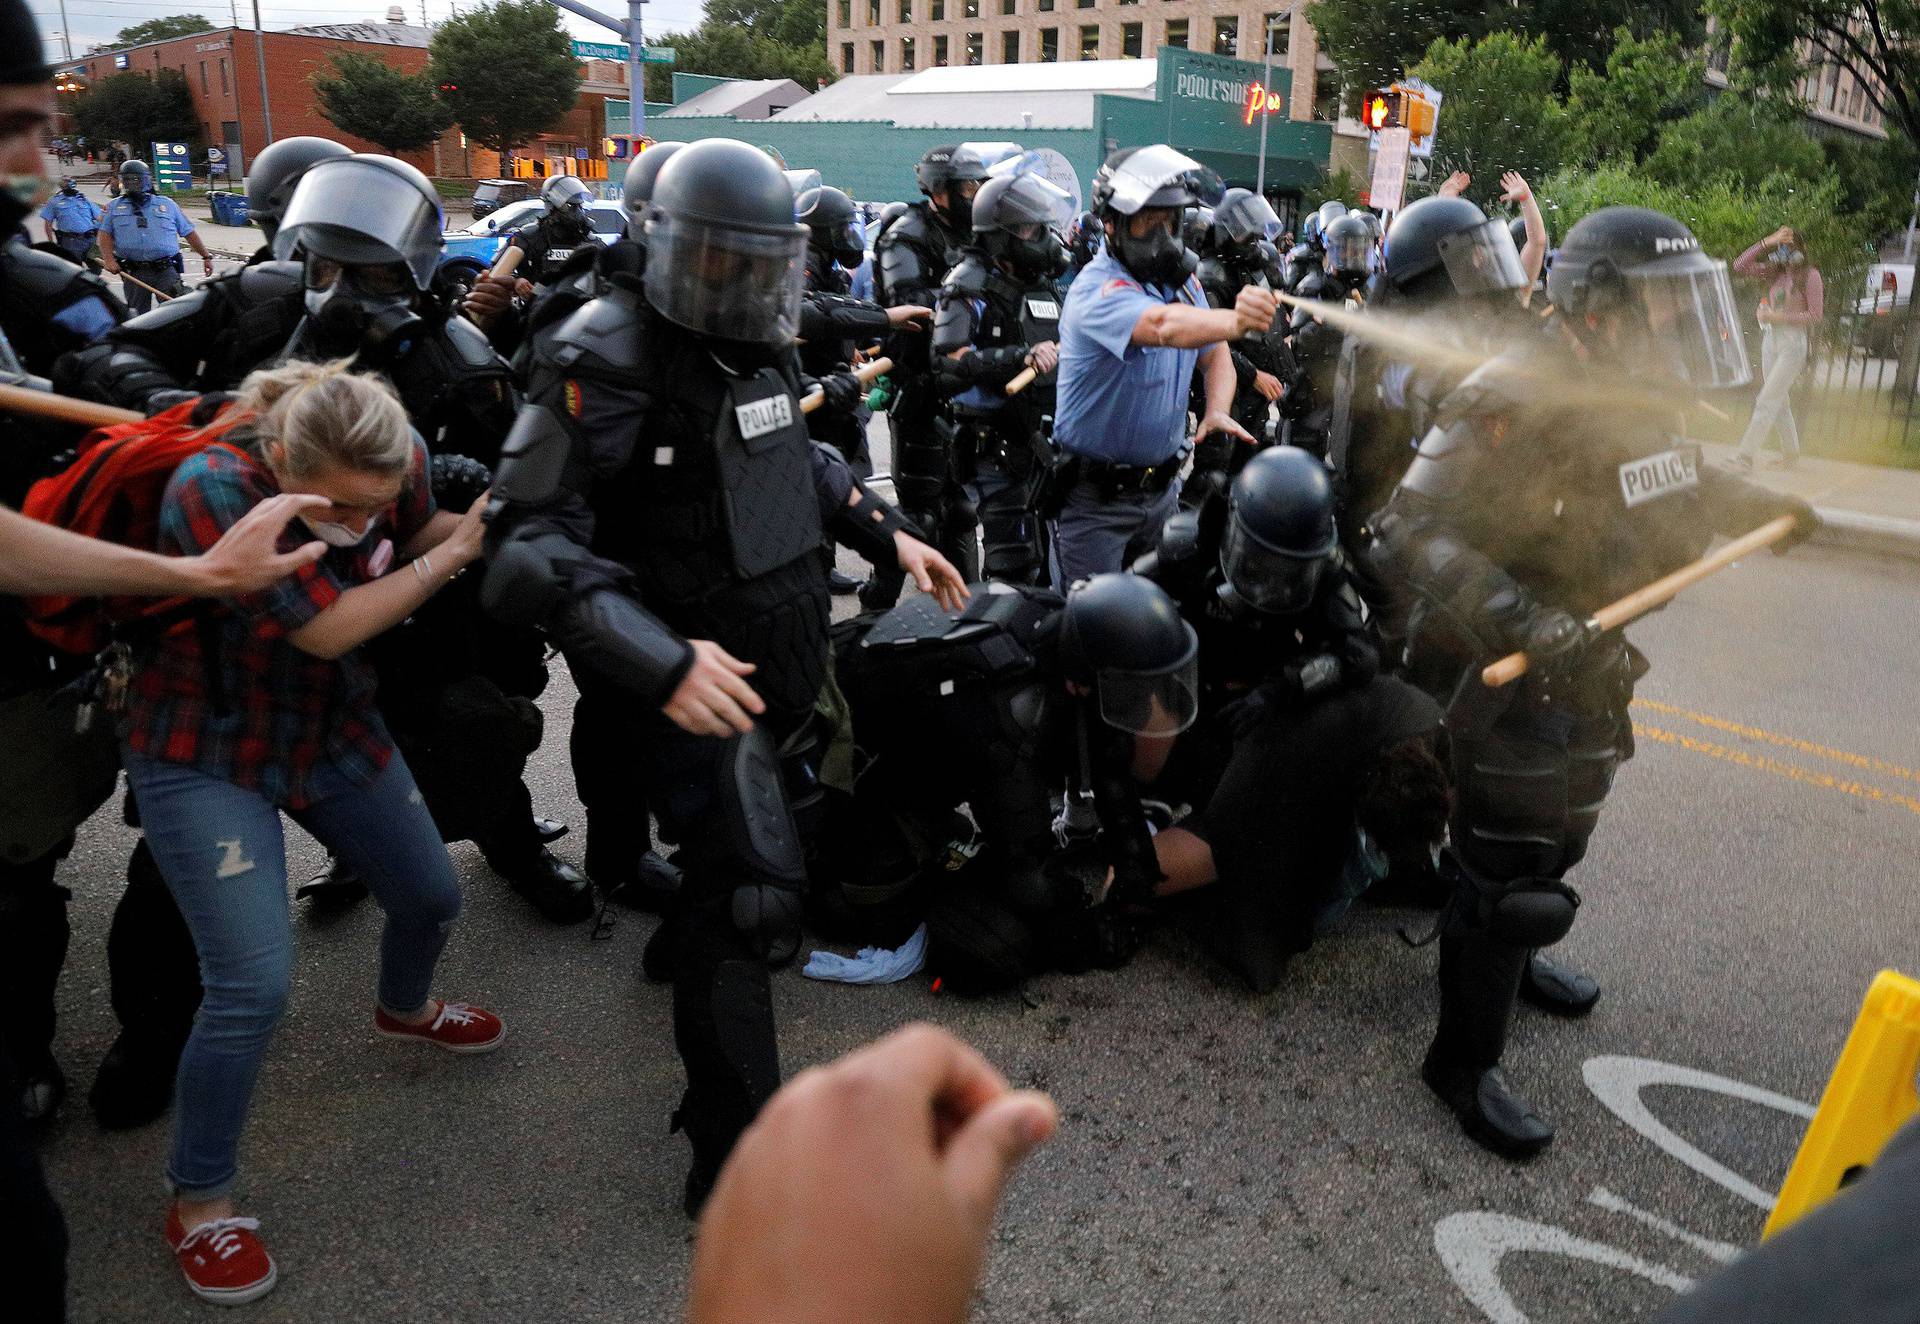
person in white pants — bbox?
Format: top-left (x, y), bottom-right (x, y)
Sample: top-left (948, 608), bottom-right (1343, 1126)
top-left (1732, 226), bottom-right (1823, 469)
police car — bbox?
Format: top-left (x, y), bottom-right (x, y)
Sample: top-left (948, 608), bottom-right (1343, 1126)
top-left (434, 198), bottom-right (626, 300)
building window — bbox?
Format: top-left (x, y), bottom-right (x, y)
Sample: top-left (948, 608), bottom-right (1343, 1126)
top-left (1038, 0), bottom-right (1054, 10)
top-left (1079, 23), bottom-right (1100, 57)
top-left (1163, 18), bottom-right (1187, 47)
top-left (1003, 30), bottom-right (1020, 61)
top-left (1118, 0), bottom-right (1137, 5)
top-left (966, 31), bottom-right (984, 63)
top-left (842, 42), bottom-right (855, 72)
top-left (869, 0), bottom-right (881, 22)
top-left (872, 39), bottom-right (885, 70)
top-left (935, 34), bottom-right (949, 64)
top-left (902, 35), bottom-right (916, 69)
top-left (964, 0), bottom-right (979, 15)
top-left (838, 0), bottom-right (850, 26)
top-left (1213, 15), bottom-right (1237, 55)
top-left (1313, 74), bottom-right (1340, 122)
top-left (899, 0), bottom-right (912, 18)
top-left (1001, 0), bottom-right (1016, 12)
top-left (198, 60), bottom-right (208, 93)
top-left (1121, 21), bottom-right (1141, 56)
top-left (218, 57), bottom-right (228, 94)
top-left (1040, 26), bottom-right (1059, 60)
top-left (1076, 0), bottom-right (1093, 7)
top-left (931, 0), bottom-right (944, 17)
top-left (1264, 13), bottom-right (1289, 57)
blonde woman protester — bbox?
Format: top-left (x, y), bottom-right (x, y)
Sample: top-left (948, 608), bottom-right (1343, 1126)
top-left (118, 359), bottom-right (504, 1306)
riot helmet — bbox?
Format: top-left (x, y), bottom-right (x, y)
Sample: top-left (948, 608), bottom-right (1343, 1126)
top-left (1546, 206), bottom-right (1750, 390)
top-left (914, 144), bottom-right (959, 200)
top-left (971, 170), bottom-right (1073, 280)
top-left (118, 159), bottom-right (152, 200)
top-left (619, 140), bottom-right (686, 242)
top-left (796, 184), bottom-right (865, 269)
top-left (1091, 144), bottom-right (1220, 288)
top-left (1383, 194), bottom-right (1526, 305)
top-left (643, 138), bottom-right (808, 347)
top-left (1219, 447), bottom-right (1337, 615)
top-left (1300, 210), bottom-right (1325, 252)
top-left (1322, 213), bottom-right (1372, 280)
top-left (1315, 199), bottom-right (1349, 233)
top-left (1213, 188), bottom-right (1282, 252)
top-left (1057, 574), bottom-right (1200, 736)
top-left (274, 154), bottom-right (443, 290)
top-left (245, 136), bottom-right (350, 245)
top-left (1066, 209), bottom-right (1102, 269)
top-left (539, 173), bottom-right (595, 242)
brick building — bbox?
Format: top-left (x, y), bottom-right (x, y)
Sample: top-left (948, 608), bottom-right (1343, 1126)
top-left (825, 0), bottom-right (1339, 123)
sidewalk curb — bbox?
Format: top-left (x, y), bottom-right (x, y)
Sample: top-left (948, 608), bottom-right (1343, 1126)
top-left (1810, 506), bottom-right (1920, 561)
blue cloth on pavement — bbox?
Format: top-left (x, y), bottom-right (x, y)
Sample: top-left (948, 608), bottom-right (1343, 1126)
top-left (802, 924), bottom-right (928, 985)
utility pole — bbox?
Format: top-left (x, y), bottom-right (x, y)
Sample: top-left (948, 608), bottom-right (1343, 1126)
top-left (252, 0), bottom-right (274, 145)
top-left (1255, 18), bottom-right (1279, 198)
top-left (553, 0), bottom-right (646, 147)
top-left (55, 0), bottom-right (72, 59)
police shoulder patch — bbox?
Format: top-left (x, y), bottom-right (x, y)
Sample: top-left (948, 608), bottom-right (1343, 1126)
top-left (1100, 277), bottom-right (1139, 298)
top-left (562, 380), bottom-right (585, 418)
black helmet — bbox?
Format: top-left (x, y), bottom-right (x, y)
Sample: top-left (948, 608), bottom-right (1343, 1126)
top-left (1220, 448), bottom-right (1337, 614)
top-left (796, 184), bottom-right (864, 268)
top-left (1383, 194), bottom-right (1527, 304)
top-left (1183, 204), bottom-right (1215, 255)
top-left (1547, 206), bottom-right (1750, 389)
top-left (620, 140), bottom-right (687, 242)
top-left (1066, 208), bottom-right (1101, 267)
top-left (878, 199), bottom-right (910, 230)
top-left (643, 138), bottom-right (808, 346)
top-left (274, 153), bottom-right (443, 290)
top-left (1315, 199), bottom-right (1349, 231)
top-left (972, 170), bottom-right (1073, 279)
top-left (1091, 145), bottom-right (1219, 287)
top-left (1212, 188), bottom-right (1282, 253)
top-left (915, 144), bottom-right (959, 198)
top-left (1322, 213), bottom-right (1372, 279)
top-left (245, 136), bottom-right (350, 244)
top-left (118, 159), bottom-right (152, 193)
top-left (948, 142), bottom-right (1020, 186)
top-left (541, 173), bottom-right (593, 215)
top-left (1057, 574), bottom-right (1200, 736)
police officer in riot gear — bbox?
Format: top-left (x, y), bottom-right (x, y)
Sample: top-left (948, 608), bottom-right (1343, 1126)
top-left (1190, 187), bottom-right (1291, 499)
top-left (929, 167), bottom-right (1073, 585)
top-left (242, 135), bottom-right (350, 261)
top-left (483, 138), bottom-right (966, 1210)
top-left (503, 174), bottom-right (600, 287)
top-left (864, 143), bottom-right (1016, 608)
top-left (1370, 206), bottom-right (1819, 1159)
top-left (829, 574), bottom-right (1196, 991)
top-left (1282, 212), bottom-right (1373, 460)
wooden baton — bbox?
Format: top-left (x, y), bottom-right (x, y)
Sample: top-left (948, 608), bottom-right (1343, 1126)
top-left (799, 357), bottom-right (893, 416)
top-left (115, 269), bottom-right (175, 302)
top-left (1480, 514), bottom-right (1799, 688)
top-left (489, 244), bottom-right (527, 281)
top-left (0, 382), bottom-right (144, 428)
top-left (1003, 365), bottom-right (1039, 396)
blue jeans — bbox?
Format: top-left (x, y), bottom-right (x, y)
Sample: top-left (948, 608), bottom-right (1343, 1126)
top-left (122, 750), bottom-right (463, 1200)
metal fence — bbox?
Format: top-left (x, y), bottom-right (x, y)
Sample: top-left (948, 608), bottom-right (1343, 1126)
top-left (1799, 274), bottom-right (1920, 457)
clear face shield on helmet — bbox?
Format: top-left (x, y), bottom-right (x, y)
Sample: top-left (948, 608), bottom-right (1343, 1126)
top-left (1219, 509), bottom-right (1329, 615)
top-left (644, 209), bottom-right (808, 346)
top-left (274, 158), bottom-right (444, 291)
top-left (1214, 191), bottom-right (1283, 247)
top-left (1099, 144), bottom-right (1222, 216)
top-left (1622, 259), bottom-right (1752, 390)
top-left (1324, 229), bottom-right (1372, 278)
top-left (1436, 218), bottom-right (1530, 299)
top-left (1094, 625), bottom-right (1201, 737)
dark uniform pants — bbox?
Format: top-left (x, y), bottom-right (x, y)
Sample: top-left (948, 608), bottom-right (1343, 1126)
top-left (119, 258), bottom-right (186, 315)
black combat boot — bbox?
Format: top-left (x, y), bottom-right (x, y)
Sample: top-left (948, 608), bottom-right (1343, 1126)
top-left (294, 856), bottom-right (369, 910)
top-left (485, 846), bottom-right (596, 924)
top-left (1520, 949), bottom-right (1602, 1017)
top-left (1422, 916), bottom-right (1554, 1159)
top-left (92, 842), bottom-right (199, 1130)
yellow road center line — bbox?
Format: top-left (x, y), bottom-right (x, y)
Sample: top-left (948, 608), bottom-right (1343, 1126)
top-left (1632, 723), bottom-right (1920, 819)
top-left (1632, 698), bottom-right (1920, 789)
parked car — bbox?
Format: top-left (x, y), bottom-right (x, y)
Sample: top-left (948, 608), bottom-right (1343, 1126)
top-left (433, 198), bottom-right (626, 304)
top-left (469, 179), bottom-right (536, 219)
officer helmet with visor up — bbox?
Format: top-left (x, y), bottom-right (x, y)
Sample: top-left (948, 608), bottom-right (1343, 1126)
top-left (971, 171), bottom-right (1073, 279)
top-left (1546, 205), bottom-right (1750, 390)
top-left (1058, 574), bottom-right (1200, 737)
top-left (273, 153), bottom-right (444, 291)
top-left (643, 138), bottom-right (808, 346)
top-left (1220, 447), bottom-right (1338, 615)
top-left (619, 140), bottom-right (686, 242)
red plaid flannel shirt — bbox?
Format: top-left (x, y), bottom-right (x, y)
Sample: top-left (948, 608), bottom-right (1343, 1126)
top-left (124, 433), bottom-right (434, 808)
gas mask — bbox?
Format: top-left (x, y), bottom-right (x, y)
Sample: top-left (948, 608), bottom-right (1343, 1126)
top-left (1113, 212), bottom-right (1197, 288)
top-left (304, 256), bottom-right (425, 364)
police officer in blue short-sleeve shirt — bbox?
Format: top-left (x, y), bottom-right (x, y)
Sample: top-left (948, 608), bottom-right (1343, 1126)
top-left (39, 178), bottom-right (102, 262)
top-left (1049, 146), bottom-right (1278, 590)
top-left (98, 159), bottom-right (213, 313)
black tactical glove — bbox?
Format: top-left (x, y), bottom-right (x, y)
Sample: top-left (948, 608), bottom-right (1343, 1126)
top-left (1338, 634), bottom-right (1379, 687)
top-left (1519, 607), bottom-right (1600, 674)
top-left (431, 452), bottom-right (495, 512)
top-left (819, 372), bottom-right (863, 416)
top-left (1769, 492), bottom-right (1821, 554)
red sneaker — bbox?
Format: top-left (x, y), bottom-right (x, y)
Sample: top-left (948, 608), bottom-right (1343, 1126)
top-left (373, 1000), bottom-right (505, 1054)
top-left (164, 1206), bottom-right (278, 1305)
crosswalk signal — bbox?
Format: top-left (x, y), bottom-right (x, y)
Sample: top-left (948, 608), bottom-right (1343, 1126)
top-left (1401, 93), bottom-right (1437, 145)
top-left (1362, 89), bottom-right (1399, 132)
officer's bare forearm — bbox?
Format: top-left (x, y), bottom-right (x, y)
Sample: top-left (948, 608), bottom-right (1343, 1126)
top-left (1131, 303), bottom-right (1243, 349)
top-left (187, 235), bottom-right (211, 259)
top-left (1201, 343), bottom-right (1237, 417)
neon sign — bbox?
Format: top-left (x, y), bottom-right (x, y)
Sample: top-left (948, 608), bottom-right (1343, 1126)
top-left (1243, 82), bottom-right (1286, 125)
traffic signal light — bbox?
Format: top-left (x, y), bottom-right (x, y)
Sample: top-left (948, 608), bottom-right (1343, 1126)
top-left (1362, 88), bottom-right (1400, 132)
top-left (1401, 92), bottom-right (1437, 144)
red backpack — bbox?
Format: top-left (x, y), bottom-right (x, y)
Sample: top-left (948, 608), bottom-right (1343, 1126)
top-left (20, 395), bottom-right (253, 657)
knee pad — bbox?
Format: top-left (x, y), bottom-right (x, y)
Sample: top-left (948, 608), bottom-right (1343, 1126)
top-left (1479, 875), bottom-right (1581, 948)
top-left (718, 726), bottom-right (806, 885)
top-left (730, 882), bottom-right (804, 966)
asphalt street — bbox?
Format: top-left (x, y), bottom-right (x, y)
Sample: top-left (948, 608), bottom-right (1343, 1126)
top-left (29, 498), bottom-right (1920, 1323)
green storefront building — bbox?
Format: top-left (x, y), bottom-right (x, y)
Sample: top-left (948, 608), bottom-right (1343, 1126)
top-left (608, 46), bottom-right (1333, 220)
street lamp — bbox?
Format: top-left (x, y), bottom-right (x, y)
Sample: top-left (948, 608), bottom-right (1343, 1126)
top-left (1255, 17), bottom-right (1284, 199)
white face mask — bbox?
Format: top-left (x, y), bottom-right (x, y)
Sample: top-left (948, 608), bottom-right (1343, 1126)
top-left (297, 512), bottom-right (378, 548)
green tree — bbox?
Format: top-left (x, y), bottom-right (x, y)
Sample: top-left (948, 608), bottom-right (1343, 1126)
top-left (312, 53), bottom-right (455, 155)
top-left (1564, 28), bottom-right (1706, 168)
top-left (641, 21), bottom-right (832, 103)
top-left (1304, 0), bottom-right (1489, 110)
top-left (1643, 97), bottom-right (1828, 192)
top-left (91, 14), bottom-right (213, 52)
top-left (428, 0), bottom-right (578, 158)
top-left (1408, 31), bottom-right (1571, 205)
top-left (704, 0), bottom-right (827, 49)
top-left (1508, 1), bottom-right (1703, 79)
top-left (72, 69), bottom-right (202, 154)
top-left (1705, 0), bottom-right (1920, 143)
